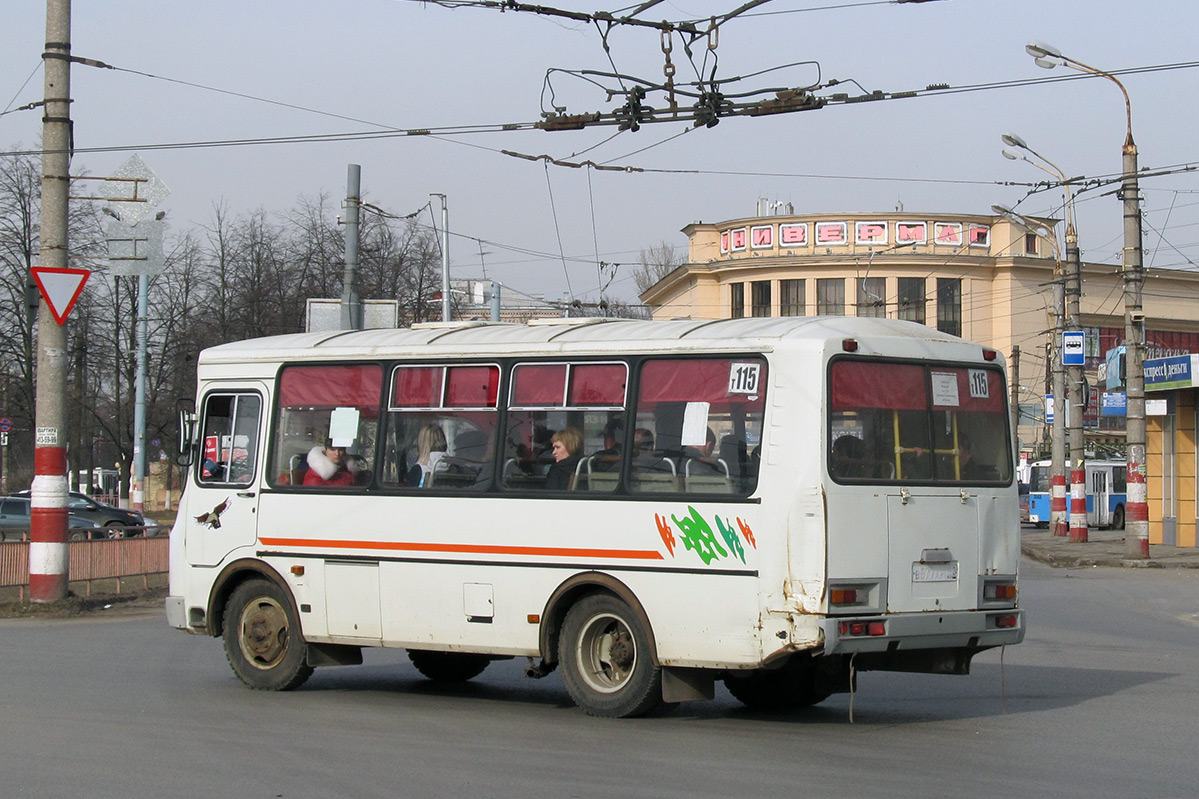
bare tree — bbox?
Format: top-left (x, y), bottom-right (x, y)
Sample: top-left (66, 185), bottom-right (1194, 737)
top-left (633, 240), bottom-right (685, 294)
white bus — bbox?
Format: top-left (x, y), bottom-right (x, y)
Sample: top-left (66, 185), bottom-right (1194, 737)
top-left (167, 316), bottom-right (1024, 717)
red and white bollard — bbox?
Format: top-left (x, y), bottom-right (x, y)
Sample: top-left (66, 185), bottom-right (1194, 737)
top-left (1069, 465), bottom-right (1088, 543)
top-left (29, 447), bottom-right (69, 601)
top-left (1126, 460), bottom-right (1150, 558)
top-left (1051, 473), bottom-right (1069, 537)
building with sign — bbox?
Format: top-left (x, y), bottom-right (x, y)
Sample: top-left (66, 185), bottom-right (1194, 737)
top-left (641, 206), bottom-right (1199, 461)
top-left (1143, 354), bottom-right (1199, 547)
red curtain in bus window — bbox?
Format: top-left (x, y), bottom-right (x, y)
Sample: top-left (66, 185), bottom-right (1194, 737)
top-left (445, 365), bottom-right (499, 408)
top-left (638, 359), bottom-right (767, 410)
top-left (279, 365), bottom-right (383, 411)
top-left (512, 363), bottom-right (567, 407)
top-left (831, 360), bottom-right (926, 411)
top-left (568, 363), bottom-right (627, 406)
top-left (391, 366), bottom-right (443, 408)
top-left (929, 367), bottom-right (1005, 413)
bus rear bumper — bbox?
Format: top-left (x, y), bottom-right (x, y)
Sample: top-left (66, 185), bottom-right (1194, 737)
top-left (819, 608), bottom-right (1024, 658)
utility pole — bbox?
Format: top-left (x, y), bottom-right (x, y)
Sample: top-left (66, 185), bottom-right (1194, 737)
top-left (1064, 224), bottom-right (1088, 542)
top-left (31, 0), bottom-right (72, 601)
top-left (340, 164), bottom-right (362, 331)
top-left (1050, 257), bottom-right (1068, 537)
top-left (1025, 40), bottom-right (1146, 557)
top-left (431, 194), bottom-right (450, 322)
top-left (1010, 345), bottom-right (1021, 449)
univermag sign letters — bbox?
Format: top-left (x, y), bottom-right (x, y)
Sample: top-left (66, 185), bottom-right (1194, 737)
top-left (719, 219), bottom-right (992, 255)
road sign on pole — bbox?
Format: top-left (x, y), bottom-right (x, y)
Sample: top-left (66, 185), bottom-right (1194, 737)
top-left (1062, 330), bottom-right (1085, 366)
top-left (30, 267), bottom-right (90, 325)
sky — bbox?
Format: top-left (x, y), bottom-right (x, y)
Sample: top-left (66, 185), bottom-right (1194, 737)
top-left (3, 0), bottom-right (1198, 306)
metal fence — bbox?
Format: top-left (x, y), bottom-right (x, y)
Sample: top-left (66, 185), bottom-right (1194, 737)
top-left (0, 535), bottom-right (169, 600)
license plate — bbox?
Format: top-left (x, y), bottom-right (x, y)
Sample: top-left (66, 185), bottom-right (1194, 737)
top-left (912, 562), bottom-right (958, 582)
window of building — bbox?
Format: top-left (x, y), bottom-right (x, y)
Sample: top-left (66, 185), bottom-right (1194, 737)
top-left (897, 277), bottom-right (926, 324)
top-left (1024, 232), bottom-right (1038, 255)
top-left (856, 277), bottom-right (886, 318)
top-left (271, 364), bottom-right (382, 489)
top-left (817, 278), bottom-right (845, 316)
top-left (751, 280), bottom-right (771, 317)
top-left (730, 282), bottom-right (745, 318)
top-left (937, 278), bottom-right (962, 337)
top-left (780, 279), bottom-right (805, 316)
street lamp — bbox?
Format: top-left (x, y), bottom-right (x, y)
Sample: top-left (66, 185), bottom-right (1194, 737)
top-left (1026, 40), bottom-right (1147, 558)
top-left (992, 203), bottom-right (1068, 538)
top-left (1000, 134), bottom-right (1088, 542)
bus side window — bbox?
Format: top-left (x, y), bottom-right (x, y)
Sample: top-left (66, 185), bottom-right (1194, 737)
top-left (198, 393), bottom-right (261, 487)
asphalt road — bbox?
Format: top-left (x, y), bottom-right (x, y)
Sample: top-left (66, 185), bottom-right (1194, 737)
top-left (2, 559), bottom-right (1197, 799)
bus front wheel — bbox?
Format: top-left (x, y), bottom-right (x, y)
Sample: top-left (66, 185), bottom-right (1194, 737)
top-left (223, 579), bottom-right (313, 691)
top-left (559, 594), bottom-right (666, 718)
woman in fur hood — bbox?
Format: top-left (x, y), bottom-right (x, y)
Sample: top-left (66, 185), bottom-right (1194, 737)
top-left (303, 439), bottom-right (365, 486)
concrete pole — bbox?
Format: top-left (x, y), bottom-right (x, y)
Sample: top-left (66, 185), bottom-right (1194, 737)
top-left (31, 0), bottom-right (72, 601)
top-left (1050, 264), bottom-right (1068, 537)
top-left (340, 164), bottom-right (362, 331)
top-left (435, 195), bottom-right (450, 322)
top-left (1122, 138), bottom-right (1149, 558)
top-left (490, 281), bottom-right (501, 322)
top-left (1010, 345), bottom-right (1021, 451)
top-left (131, 271), bottom-right (147, 512)
top-left (1065, 225), bottom-right (1087, 542)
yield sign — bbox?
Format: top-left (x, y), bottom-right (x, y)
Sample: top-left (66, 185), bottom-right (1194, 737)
top-left (30, 266), bottom-right (90, 325)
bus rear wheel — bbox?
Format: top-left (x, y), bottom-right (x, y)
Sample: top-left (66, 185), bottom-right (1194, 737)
top-left (1110, 505), bottom-right (1125, 530)
top-left (407, 650), bottom-right (491, 683)
top-left (723, 655), bottom-right (830, 710)
top-left (559, 594), bottom-right (665, 718)
top-left (223, 578), bottom-right (313, 691)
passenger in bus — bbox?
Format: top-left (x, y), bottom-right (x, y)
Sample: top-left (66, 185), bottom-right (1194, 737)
top-left (831, 434), bottom-right (868, 478)
top-left (630, 428), bottom-right (667, 471)
top-left (303, 439), bottom-right (362, 487)
top-left (407, 424), bottom-right (448, 487)
top-left (957, 435), bottom-right (995, 480)
top-left (683, 428), bottom-right (724, 476)
top-left (545, 427), bottom-right (583, 490)
top-left (591, 420), bottom-right (623, 472)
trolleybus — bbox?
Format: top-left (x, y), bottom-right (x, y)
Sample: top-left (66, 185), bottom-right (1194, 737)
top-left (1027, 458), bottom-right (1127, 529)
top-left (167, 316), bottom-right (1024, 717)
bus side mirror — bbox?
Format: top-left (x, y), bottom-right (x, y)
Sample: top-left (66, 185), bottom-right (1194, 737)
top-left (177, 400), bottom-right (197, 468)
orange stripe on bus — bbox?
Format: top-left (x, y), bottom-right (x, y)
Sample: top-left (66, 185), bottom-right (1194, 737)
top-left (257, 537), bottom-right (664, 561)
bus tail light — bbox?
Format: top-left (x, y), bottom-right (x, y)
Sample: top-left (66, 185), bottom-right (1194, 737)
top-left (830, 588), bottom-right (858, 605)
top-left (983, 348), bottom-right (998, 361)
top-left (842, 339), bottom-right (859, 352)
top-left (838, 620), bottom-right (886, 637)
top-left (984, 583), bottom-right (1017, 601)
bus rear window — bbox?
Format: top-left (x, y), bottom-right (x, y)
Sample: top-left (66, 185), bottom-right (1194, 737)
top-left (829, 359), bottom-right (1011, 485)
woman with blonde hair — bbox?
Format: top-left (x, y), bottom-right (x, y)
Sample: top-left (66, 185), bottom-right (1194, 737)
top-left (544, 426), bottom-right (583, 491)
top-left (406, 424), bottom-right (447, 487)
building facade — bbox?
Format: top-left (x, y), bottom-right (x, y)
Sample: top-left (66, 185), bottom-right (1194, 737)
top-left (641, 208), bottom-right (1199, 469)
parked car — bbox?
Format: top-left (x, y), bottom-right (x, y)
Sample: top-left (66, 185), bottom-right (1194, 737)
top-left (11, 490), bottom-right (149, 537)
top-left (0, 496), bottom-right (104, 541)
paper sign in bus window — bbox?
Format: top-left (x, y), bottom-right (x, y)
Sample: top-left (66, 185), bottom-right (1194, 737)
top-left (930, 372), bottom-right (960, 407)
top-left (681, 401), bottom-right (711, 446)
top-left (329, 407), bottom-right (360, 447)
top-left (728, 362), bottom-right (761, 395)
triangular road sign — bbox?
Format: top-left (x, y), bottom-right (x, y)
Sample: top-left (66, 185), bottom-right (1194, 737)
top-left (30, 267), bottom-right (90, 325)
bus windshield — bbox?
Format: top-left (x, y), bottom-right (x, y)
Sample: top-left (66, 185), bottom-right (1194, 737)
top-left (829, 358), bottom-right (1012, 484)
